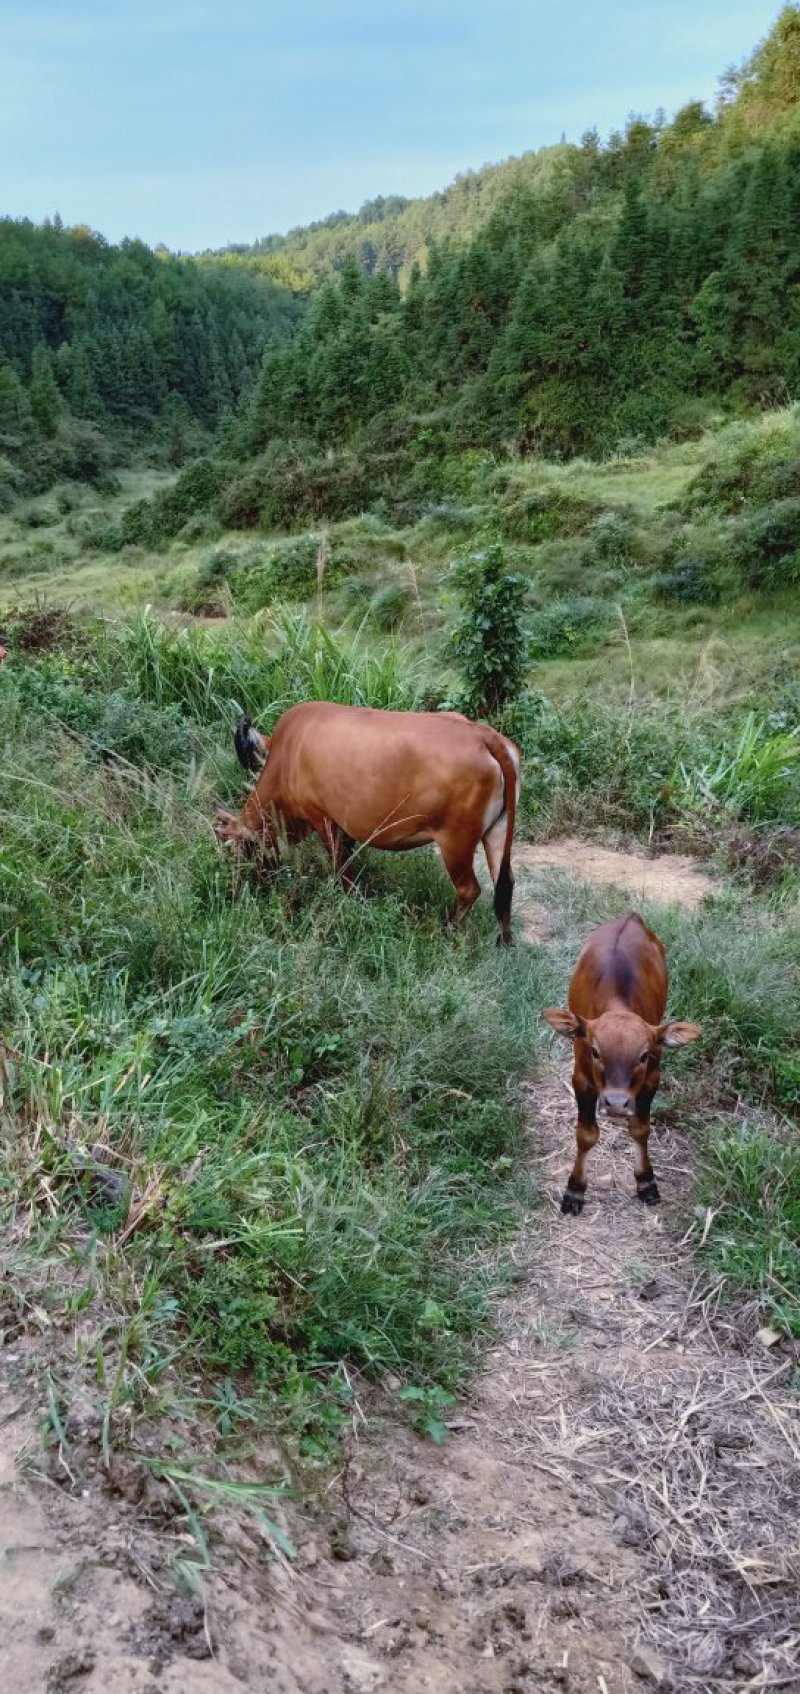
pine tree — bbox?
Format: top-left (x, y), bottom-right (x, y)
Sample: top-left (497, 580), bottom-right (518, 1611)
top-left (29, 344), bottom-right (61, 435)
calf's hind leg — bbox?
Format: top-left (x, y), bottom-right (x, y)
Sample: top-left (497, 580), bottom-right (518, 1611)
top-left (562, 1085), bottom-right (598, 1216)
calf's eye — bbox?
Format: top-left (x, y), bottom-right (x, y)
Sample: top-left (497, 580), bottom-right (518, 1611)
top-left (639, 1049), bottom-right (650, 1064)
top-left (591, 1045), bottom-right (601, 1061)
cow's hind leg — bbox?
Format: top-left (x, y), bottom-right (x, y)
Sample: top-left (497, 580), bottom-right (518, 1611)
top-left (483, 813), bottom-right (513, 947)
top-left (438, 839), bottom-right (482, 930)
top-left (562, 1085), bottom-right (598, 1216)
top-left (629, 1091), bottom-right (659, 1205)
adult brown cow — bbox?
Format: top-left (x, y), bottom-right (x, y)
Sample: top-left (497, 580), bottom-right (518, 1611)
top-left (542, 913), bottom-right (701, 1214)
top-left (215, 703), bottom-right (521, 944)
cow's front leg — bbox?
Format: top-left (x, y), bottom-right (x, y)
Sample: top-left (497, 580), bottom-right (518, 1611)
top-left (562, 1084), bottom-right (598, 1216)
top-left (313, 815), bottom-right (357, 893)
top-left (629, 1086), bottom-right (659, 1205)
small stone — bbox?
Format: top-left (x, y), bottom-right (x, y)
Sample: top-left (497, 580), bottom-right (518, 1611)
top-left (631, 1645), bottom-right (670, 1686)
top-left (757, 1326), bottom-right (781, 1349)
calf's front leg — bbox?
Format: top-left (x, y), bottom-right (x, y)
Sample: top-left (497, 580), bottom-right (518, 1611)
top-left (562, 1083), bottom-right (598, 1216)
top-left (629, 1085), bottom-right (659, 1205)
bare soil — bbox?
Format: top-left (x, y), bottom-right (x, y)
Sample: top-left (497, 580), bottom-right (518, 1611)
top-left (2, 844), bottom-right (798, 1693)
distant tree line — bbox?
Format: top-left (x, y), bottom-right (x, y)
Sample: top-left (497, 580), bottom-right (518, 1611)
top-left (0, 219), bottom-right (302, 496)
top-left (236, 7), bottom-right (800, 461)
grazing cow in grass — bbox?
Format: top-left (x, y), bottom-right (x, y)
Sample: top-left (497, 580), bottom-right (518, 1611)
top-left (0, 630), bottom-right (8, 663)
top-left (215, 703), bottom-right (521, 944)
top-left (542, 913), bottom-right (701, 1214)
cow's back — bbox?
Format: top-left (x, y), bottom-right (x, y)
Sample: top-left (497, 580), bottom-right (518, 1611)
top-left (262, 702), bottom-right (512, 848)
top-left (569, 913), bottom-right (668, 1025)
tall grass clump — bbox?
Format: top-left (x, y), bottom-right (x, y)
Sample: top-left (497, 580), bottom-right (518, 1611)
top-left (107, 606), bottom-right (428, 728)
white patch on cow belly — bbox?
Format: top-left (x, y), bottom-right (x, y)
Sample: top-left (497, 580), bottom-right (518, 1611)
top-left (482, 769), bottom-right (506, 837)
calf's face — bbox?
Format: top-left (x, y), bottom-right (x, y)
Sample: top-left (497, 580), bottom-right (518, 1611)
top-left (542, 1007), bottom-right (702, 1117)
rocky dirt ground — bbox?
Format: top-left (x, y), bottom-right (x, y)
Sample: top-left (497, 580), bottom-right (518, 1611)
top-left (2, 843), bottom-right (798, 1694)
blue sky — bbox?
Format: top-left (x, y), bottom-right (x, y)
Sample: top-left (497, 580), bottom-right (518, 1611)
top-left (0, 0), bottom-right (782, 251)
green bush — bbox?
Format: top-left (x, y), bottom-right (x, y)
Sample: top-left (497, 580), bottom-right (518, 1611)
top-left (730, 498), bottom-right (800, 593)
top-left (219, 441), bottom-right (374, 531)
top-left (528, 594), bottom-right (613, 659)
top-left (448, 541), bottom-right (530, 716)
top-left (369, 580), bottom-right (413, 631)
top-left (497, 484), bottom-right (597, 545)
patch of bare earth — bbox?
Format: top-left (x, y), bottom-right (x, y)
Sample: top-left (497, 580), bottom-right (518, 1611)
top-left (2, 844), bottom-right (798, 1693)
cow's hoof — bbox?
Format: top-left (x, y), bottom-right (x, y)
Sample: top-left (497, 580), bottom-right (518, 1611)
top-left (496, 932), bottom-right (513, 949)
top-left (637, 1180), bottom-right (661, 1206)
top-left (561, 1190), bottom-right (585, 1217)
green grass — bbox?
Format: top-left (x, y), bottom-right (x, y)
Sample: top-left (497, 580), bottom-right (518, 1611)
top-left (698, 1124), bottom-right (800, 1337)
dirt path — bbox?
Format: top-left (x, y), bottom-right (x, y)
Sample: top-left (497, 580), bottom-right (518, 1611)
top-left (2, 845), bottom-right (799, 1693)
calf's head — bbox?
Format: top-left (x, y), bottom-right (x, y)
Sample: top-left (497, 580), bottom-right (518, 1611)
top-left (542, 1006), bottom-right (701, 1117)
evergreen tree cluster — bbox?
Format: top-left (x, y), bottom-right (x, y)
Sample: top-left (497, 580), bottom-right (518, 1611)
top-left (223, 8), bottom-right (800, 481)
top-left (0, 219), bottom-right (301, 496)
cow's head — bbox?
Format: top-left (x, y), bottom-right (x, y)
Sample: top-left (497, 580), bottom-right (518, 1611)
top-left (542, 1006), bottom-right (702, 1117)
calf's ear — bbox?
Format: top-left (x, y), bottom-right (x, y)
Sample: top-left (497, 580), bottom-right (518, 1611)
top-left (541, 1008), bottom-right (585, 1040)
top-left (657, 1020), bottom-right (702, 1048)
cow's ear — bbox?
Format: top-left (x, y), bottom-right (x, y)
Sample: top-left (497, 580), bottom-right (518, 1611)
top-left (657, 1020), bottom-right (702, 1049)
top-left (542, 1008), bottom-right (585, 1040)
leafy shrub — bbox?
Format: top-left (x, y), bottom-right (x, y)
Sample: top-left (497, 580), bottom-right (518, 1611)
top-left (448, 542), bottom-right (530, 716)
top-left (178, 512), bottom-right (223, 544)
top-left (528, 595), bottom-right (612, 659)
top-left (584, 509), bottom-right (638, 566)
top-left (501, 689), bottom-right (707, 834)
top-left (730, 498), bottom-right (800, 592)
top-left (117, 459), bottom-right (225, 549)
top-left (22, 503), bottom-right (58, 529)
top-left (369, 581), bottom-right (413, 631)
top-left (681, 414), bottom-right (800, 515)
top-left (219, 441), bottom-right (374, 532)
top-left (649, 530), bottom-right (727, 605)
top-left (497, 484), bottom-right (597, 544)
top-left (8, 657), bottom-right (196, 773)
top-left (650, 561), bottom-right (722, 605)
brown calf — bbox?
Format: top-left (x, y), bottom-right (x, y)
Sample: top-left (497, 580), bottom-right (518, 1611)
top-left (542, 913), bottom-right (701, 1214)
top-left (215, 702), bottom-right (521, 943)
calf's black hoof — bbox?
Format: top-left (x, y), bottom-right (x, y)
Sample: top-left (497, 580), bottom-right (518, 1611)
top-left (561, 1190), bottom-right (585, 1217)
top-left (637, 1179), bottom-right (661, 1206)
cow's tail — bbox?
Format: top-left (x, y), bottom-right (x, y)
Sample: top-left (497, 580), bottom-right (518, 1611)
top-left (234, 713), bottom-right (270, 775)
top-left (483, 729), bottom-right (519, 930)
